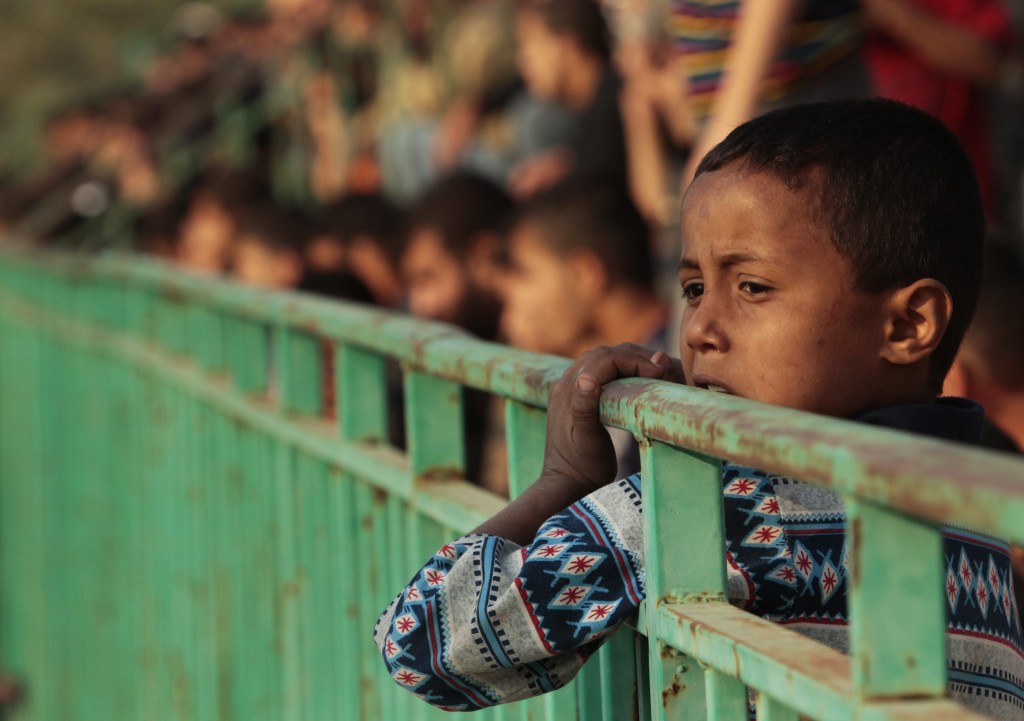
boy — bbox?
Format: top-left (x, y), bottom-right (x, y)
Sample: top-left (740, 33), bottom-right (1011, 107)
top-left (502, 181), bottom-right (667, 480)
top-left (511, 0), bottom-right (627, 195)
top-left (401, 173), bottom-right (511, 341)
top-left (401, 173), bottom-right (513, 492)
top-left (374, 100), bottom-right (1024, 718)
top-left (944, 242), bottom-right (1024, 453)
top-left (502, 181), bottom-right (667, 360)
top-left (230, 206), bottom-right (305, 291)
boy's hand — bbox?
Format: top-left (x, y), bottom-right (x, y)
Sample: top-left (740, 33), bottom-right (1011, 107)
top-left (543, 344), bottom-right (685, 493)
top-left (473, 345), bottom-right (683, 545)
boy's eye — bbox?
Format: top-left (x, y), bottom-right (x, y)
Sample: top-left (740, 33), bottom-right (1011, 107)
top-left (739, 281), bottom-right (771, 296)
top-left (681, 281), bottom-right (704, 302)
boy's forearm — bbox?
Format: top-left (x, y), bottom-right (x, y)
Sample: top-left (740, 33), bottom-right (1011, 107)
top-left (471, 473), bottom-right (593, 546)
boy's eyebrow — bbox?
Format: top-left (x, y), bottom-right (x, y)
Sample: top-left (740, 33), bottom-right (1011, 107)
top-left (677, 251), bottom-right (776, 272)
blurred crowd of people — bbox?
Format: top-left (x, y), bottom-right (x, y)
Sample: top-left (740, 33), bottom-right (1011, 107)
top-left (2, 0), bottom-right (1024, 496)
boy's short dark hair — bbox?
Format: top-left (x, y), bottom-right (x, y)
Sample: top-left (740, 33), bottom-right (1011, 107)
top-left (407, 173), bottom-right (512, 256)
top-left (528, 0), bottom-right (611, 62)
top-left (322, 193), bottom-right (406, 264)
top-left (511, 180), bottom-right (654, 290)
top-left (235, 206), bottom-right (305, 252)
top-left (696, 99), bottom-right (985, 389)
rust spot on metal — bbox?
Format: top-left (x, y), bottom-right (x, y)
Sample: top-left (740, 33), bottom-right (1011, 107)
top-left (682, 591), bottom-right (727, 604)
top-left (0, 674), bottom-right (25, 709)
top-left (372, 487), bottom-right (387, 505)
top-left (665, 604), bottom-right (852, 685)
top-left (416, 465), bottom-right (465, 482)
top-left (160, 287), bottom-right (188, 304)
top-left (661, 676), bottom-right (686, 707)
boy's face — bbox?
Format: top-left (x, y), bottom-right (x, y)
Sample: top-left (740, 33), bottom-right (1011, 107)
top-left (177, 196), bottom-right (235, 274)
top-left (515, 13), bottom-right (566, 103)
top-left (503, 223), bottom-right (594, 357)
top-left (402, 228), bottom-right (471, 325)
top-left (232, 237), bottom-right (302, 290)
top-left (678, 164), bottom-right (892, 418)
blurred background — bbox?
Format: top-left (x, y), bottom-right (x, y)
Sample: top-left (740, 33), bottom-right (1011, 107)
top-left (3, 0), bottom-right (1024, 489)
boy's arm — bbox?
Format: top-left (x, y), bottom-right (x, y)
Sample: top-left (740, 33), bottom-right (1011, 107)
top-left (472, 344), bottom-right (684, 545)
top-left (374, 344), bottom-right (684, 710)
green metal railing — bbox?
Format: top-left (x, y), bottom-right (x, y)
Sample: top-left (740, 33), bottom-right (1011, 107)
top-left (0, 250), bottom-right (1022, 721)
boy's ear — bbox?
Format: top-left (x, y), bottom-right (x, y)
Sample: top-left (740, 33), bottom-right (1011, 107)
top-left (880, 279), bottom-right (953, 367)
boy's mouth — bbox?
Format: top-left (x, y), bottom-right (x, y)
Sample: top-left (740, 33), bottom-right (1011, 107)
top-left (691, 374), bottom-right (734, 395)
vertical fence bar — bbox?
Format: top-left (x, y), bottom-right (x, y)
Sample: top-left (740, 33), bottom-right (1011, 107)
top-left (847, 498), bottom-right (946, 698)
top-left (337, 345), bottom-right (388, 443)
top-left (337, 342), bottom-right (397, 721)
top-left (504, 400), bottom-right (546, 499)
top-left (191, 400), bottom-right (219, 721)
top-left (274, 326), bottom-right (323, 720)
top-left (277, 327), bottom-right (323, 416)
top-left (705, 669), bottom-right (747, 721)
top-left (640, 441), bottom-right (734, 721)
top-left (230, 316), bottom-right (270, 395)
top-left (756, 694), bottom-right (799, 721)
top-left (404, 370), bottom-right (465, 478)
top-left (402, 373), bottom-right (463, 714)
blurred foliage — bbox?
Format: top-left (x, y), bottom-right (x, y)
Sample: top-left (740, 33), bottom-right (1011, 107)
top-left (0, 0), bottom-right (258, 179)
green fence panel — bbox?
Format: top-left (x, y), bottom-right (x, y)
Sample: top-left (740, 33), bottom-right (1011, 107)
top-left (0, 251), bottom-right (1022, 721)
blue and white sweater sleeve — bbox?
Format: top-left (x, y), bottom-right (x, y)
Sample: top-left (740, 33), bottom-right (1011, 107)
top-left (373, 475), bottom-right (646, 711)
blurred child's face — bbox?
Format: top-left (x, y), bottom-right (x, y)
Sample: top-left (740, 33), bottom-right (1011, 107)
top-left (515, 12), bottom-right (565, 102)
top-left (678, 164), bottom-right (892, 418)
top-left (177, 196), bottom-right (234, 274)
top-left (348, 236), bottom-right (401, 307)
top-left (403, 229), bottom-right (471, 324)
top-left (232, 237), bottom-right (302, 290)
top-left (503, 224), bottom-right (594, 357)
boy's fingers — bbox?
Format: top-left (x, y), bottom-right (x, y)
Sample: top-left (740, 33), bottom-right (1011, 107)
top-left (568, 349), bottom-right (666, 429)
top-left (556, 344), bottom-right (675, 430)
top-left (651, 351), bottom-right (687, 385)
top-left (570, 371), bottom-right (604, 430)
top-left (573, 345), bottom-right (667, 387)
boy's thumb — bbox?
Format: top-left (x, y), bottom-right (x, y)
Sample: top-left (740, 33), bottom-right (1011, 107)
top-left (571, 374), bottom-right (602, 427)
top-left (576, 374), bottom-right (599, 394)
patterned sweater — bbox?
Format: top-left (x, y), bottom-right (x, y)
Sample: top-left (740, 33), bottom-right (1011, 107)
top-left (374, 400), bottom-right (1024, 718)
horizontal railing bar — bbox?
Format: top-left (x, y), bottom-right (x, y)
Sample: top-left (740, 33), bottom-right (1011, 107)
top-left (653, 603), bottom-right (990, 721)
top-left (10, 250), bottom-right (568, 406)
top-left (0, 289), bottom-right (506, 532)
top-left (2, 254), bottom-right (1023, 544)
top-left (599, 380), bottom-right (1024, 546)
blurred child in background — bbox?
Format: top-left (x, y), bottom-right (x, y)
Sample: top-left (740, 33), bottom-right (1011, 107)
top-left (230, 206), bottom-right (305, 290)
top-left (502, 180), bottom-right (666, 479)
top-left (511, 0), bottom-right (627, 196)
top-left (402, 172), bottom-right (514, 494)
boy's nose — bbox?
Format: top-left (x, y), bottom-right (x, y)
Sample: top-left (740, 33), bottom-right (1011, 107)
top-left (684, 301), bottom-right (729, 354)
